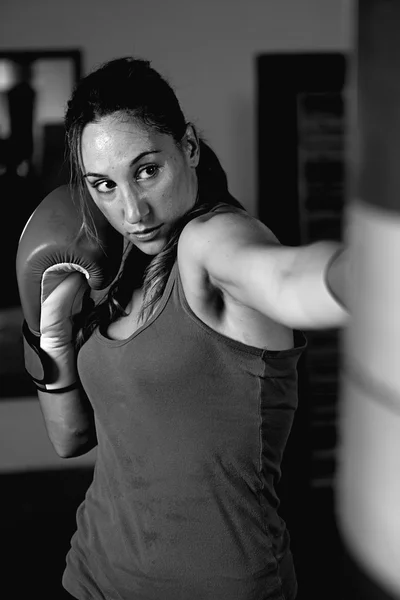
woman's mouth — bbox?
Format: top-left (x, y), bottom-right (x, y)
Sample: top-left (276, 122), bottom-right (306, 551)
top-left (129, 224), bottom-right (163, 241)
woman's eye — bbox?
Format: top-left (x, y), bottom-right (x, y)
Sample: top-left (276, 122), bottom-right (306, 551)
top-left (137, 165), bottom-right (159, 181)
top-left (93, 180), bottom-right (116, 194)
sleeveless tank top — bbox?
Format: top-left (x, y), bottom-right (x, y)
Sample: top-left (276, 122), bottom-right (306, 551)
top-left (63, 261), bottom-right (307, 600)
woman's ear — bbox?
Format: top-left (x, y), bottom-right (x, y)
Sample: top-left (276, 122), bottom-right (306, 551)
top-left (183, 123), bottom-right (200, 168)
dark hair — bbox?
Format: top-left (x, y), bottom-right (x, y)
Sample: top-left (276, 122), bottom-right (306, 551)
top-left (65, 57), bottom-right (244, 348)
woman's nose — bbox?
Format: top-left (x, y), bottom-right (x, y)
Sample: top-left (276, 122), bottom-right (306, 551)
top-left (122, 188), bottom-right (148, 224)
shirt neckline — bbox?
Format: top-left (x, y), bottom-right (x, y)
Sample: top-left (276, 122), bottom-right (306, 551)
top-left (94, 261), bottom-right (178, 347)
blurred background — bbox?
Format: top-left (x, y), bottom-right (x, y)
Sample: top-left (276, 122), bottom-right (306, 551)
top-left (0, 1), bottom-right (353, 598)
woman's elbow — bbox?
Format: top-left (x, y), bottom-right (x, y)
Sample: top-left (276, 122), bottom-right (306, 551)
top-left (48, 424), bottom-right (97, 458)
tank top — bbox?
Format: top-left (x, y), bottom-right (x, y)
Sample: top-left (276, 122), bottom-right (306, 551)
top-left (63, 260), bottom-right (307, 600)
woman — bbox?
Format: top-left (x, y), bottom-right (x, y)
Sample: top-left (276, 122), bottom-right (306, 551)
top-left (19, 57), bottom-right (348, 599)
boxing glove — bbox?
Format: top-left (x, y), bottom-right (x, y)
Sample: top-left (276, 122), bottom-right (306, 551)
top-left (16, 184), bottom-right (123, 393)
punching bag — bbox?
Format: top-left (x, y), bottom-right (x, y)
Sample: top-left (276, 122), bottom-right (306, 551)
top-left (336, 1), bottom-right (400, 599)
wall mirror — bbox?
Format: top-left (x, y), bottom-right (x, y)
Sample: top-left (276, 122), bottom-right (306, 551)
top-left (0, 49), bottom-right (81, 397)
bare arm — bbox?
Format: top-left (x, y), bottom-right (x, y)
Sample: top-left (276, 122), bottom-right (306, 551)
top-left (38, 386), bottom-right (97, 458)
top-left (180, 210), bottom-right (349, 330)
top-left (280, 241), bottom-right (349, 328)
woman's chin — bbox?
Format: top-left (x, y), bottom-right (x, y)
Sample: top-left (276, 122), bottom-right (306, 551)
top-left (132, 237), bottom-right (167, 256)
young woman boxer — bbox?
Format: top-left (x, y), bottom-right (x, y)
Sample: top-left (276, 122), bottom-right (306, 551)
top-left (17, 57), bottom-right (348, 600)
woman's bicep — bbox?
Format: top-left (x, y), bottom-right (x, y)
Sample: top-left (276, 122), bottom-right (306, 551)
top-left (180, 212), bottom-right (291, 321)
top-left (207, 242), bottom-right (296, 324)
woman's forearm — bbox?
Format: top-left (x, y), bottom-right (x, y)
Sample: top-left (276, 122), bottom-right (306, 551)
top-left (282, 240), bottom-right (350, 329)
top-left (38, 386), bottom-right (97, 458)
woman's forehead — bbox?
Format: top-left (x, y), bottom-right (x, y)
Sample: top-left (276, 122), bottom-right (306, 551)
top-left (83, 115), bottom-right (152, 144)
top-left (80, 116), bottom-right (173, 170)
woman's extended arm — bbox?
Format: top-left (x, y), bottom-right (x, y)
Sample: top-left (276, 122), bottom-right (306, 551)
top-left (180, 210), bottom-right (350, 330)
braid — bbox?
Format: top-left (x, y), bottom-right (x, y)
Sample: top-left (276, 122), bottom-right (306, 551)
top-left (138, 200), bottom-right (218, 324)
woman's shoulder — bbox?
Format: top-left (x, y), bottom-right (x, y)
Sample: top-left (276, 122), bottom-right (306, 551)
top-left (176, 203), bottom-right (295, 351)
top-left (178, 202), bottom-right (280, 263)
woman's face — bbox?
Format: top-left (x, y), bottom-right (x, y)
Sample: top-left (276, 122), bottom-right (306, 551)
top-left (80, 113), bottom-right (199, 255)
